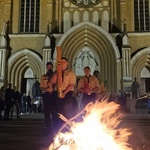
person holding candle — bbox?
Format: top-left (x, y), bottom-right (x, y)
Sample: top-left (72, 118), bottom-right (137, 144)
top-left (77, 66), bottom-right (100, 108)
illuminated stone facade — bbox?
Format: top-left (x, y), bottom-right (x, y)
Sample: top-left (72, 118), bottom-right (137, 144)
top-left (0, 0), bottom-right (150, 96)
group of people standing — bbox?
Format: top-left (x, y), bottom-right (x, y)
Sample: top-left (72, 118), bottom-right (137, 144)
top-left (40, 57), bottom-right (106, 136)
top-left (0, 84), bottom-right (22, 120)
top-left (0, 83), bottom-right (33, 120)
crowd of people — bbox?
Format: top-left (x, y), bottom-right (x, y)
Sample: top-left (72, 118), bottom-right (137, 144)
top-left (39, 58), bottom-right (109, 136)
top-left (0, 57), bottom-right (144, 138)
top-left (0, 84), bottom-right (35, 120)
top-left (39, 58), bottom-right (147, 137)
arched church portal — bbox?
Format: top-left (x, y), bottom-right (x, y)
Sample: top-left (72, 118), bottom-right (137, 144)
top-left (131, 47), bottom-right (150, 95)
top-left (8, 49), bottom-right (42, 96)
top-left (54, 22), bottom-right (121, 92)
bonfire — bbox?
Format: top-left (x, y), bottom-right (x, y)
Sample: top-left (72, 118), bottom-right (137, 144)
top-left (49, 100), bottom-right (133, 150)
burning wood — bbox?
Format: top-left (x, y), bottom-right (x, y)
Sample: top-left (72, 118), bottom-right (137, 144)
top-left (58, 102), bottom-right (93, 133)
top-left (49, 100), bottom-right (133, 150)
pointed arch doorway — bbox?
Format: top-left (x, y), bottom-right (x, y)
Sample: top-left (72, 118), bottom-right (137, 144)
top-left (140, 67), bottom-right (150, 94)
top-left (8, 49), bottom-right (42, 96)
top-left (55, 22), bottom-right (121, 92)
top-left (131, 47), bottom-right (150, 95)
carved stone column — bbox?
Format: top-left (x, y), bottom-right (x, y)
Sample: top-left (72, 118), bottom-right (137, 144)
top-left (121, 19), bottom-right (132, 92)
top-left (121, 45), bottom-right (132, 92)
top-left (0, 34), bottom-right (7, 87)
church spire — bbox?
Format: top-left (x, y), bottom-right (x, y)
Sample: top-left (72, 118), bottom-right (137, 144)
top-left (43, 20), bottom-right (53, 72)
top-left (122, 18), bottom-right (129, 46)
top-left (2, 22), bottom-right (6, 36)
top-left (0, 22), bottom-right (6, 47)
top-left (123, 18), bottom-right (127, 35)
top-left (46, 20), bottom-right (52, 36)
top-left (44, 20), bottom-right (53, 47)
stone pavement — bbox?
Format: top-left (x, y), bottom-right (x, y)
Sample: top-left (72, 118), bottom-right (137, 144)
top-left (0, 113), bottom-right (53, 150)
top-left (0, 112), bottom-right (150, 150)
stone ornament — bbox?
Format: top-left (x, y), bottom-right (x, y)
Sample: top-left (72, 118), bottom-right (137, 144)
top-left (71, 0), bottom-right (100, 6)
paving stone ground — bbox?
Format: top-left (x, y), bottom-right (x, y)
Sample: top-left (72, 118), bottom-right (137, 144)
top-left (0, 113), bottom-right (150, 150)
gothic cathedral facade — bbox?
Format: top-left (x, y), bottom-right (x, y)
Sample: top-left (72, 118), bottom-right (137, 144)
top-left (0, 0), bottom-right (150, 96)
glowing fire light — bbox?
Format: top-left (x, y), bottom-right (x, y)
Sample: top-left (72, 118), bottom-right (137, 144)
top-left (49, 100), bottom-right (133, 150)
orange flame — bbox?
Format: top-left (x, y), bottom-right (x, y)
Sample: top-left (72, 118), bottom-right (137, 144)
top-left (49, 100), bottom-right (133, 150)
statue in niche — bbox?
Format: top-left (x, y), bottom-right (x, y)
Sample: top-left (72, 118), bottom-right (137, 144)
top-left (131, 77), bottom-right (140, 99)
top-left (74, 49), bottom-right (98, 75)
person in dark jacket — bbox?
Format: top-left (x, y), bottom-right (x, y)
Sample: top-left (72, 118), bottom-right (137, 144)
top-left (0, 86), bottom-right (5, 120)
top-left (13, 86), bottom-right (21, 119)
top-left (4, 83), bottom-right (14, 120)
